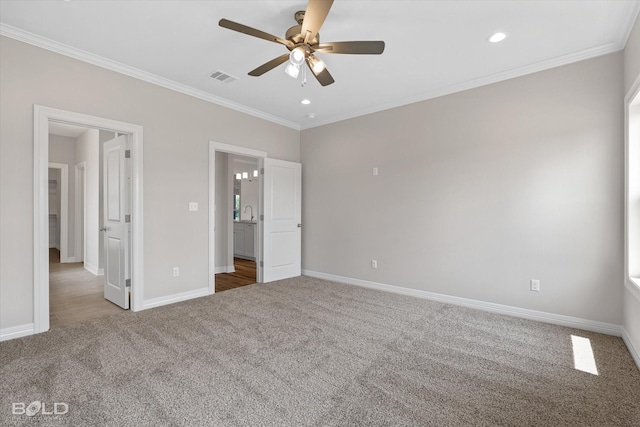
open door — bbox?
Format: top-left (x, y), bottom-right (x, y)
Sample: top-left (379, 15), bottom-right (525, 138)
top-left (102, 135), bottom-right (130, 309)
top-left (263, 158), bottom-right (301, 282)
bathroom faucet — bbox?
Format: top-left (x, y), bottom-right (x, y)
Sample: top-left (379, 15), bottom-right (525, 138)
top-left (244, 205), bottom-right (254, 221)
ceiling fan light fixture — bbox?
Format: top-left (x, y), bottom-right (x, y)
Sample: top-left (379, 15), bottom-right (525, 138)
top-left (285, 62), bottom-right (300, 78)
top-left (308, 55), bottom-right (326, 73)
top-left (289, 47), bottom-right (306, 66)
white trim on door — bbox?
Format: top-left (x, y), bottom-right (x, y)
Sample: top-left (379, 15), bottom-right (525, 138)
top-left (209, 141), bottom-right (266, 293)
top-left (34, 105), bottom-right (144, 335)
top-left (75, 161), bottom-right (86, 264)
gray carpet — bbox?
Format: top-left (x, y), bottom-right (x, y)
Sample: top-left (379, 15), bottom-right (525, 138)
top-left (1, 276), bottom-right (639, 426)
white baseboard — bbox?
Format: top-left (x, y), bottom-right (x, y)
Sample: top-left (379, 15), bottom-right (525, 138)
top-left (84, 263), bottom-right (104, 276)
top-left (61, 256), bottom-right (77, 263)
top-left (214, 265), bottom-right (235, 274)
top-left (622, 328), bottom-right (640, 370)
top-left (0, 323), bottom-right (35, 342)
top-left (142, 287), bottom-right (212, 310)
top-left (302, 270), bottom-right (622, 337)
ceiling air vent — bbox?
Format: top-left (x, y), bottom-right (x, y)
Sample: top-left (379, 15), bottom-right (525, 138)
top-left (209, 70), bottom-right (238, 84)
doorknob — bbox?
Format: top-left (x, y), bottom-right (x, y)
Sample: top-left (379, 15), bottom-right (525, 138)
top-left (99, 226), bottom-right (109, 232)
top-left (297, 224), bottom-right (302, 228)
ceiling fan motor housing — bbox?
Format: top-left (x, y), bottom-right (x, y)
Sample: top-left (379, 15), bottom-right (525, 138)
top-left (286, 24), bottom-right (319, 46)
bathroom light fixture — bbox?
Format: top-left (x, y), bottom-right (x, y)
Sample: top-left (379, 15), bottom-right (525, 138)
top-left (489, 32), bottom-right (507, 43)
top-left (235, 173), bottom-right (242, 180)
top-left (253, 170), bottom-right (258, 177)
top-left (242, 172), bottom-right (248, 180)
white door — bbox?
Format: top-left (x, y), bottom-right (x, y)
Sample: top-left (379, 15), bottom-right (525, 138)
top-left (102, 135), bottom-right (130, 309)
top-left (263, 158), bottom-right (301, 282)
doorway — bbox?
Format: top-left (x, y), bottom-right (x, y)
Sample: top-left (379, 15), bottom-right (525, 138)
top-left (47, 123), bottom-right (129, 326)
top-left (209, 142), bottom-right (265, 293)
top-left (215, 154), bottom-right (260, 291)
top-left (33, 105), bottom-right (144, 334)
top-left (47, 163), bottom-right (68, 262)
top-left (209, 141), bottom-right (302, 292)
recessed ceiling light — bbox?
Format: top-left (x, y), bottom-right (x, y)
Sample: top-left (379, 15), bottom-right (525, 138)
top-left (301, 99), bottom-right (311, 105)
top-left (489, 32), bottom-right (507, 43)
top-left (306, 113), bottom-right (316, 119)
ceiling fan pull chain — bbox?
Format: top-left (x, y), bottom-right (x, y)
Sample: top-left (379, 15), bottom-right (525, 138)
top-left (301, 64), bottom-right (307, 87)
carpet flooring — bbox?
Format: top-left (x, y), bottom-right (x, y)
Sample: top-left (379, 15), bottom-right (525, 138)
top-left (1, 276), bottom-right (639, 426)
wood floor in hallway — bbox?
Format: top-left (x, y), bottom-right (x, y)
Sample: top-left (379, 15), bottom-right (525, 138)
top-left (49, 249), bottom-right (124, 327)
top-left (214, 258), bottom-right (257, 292)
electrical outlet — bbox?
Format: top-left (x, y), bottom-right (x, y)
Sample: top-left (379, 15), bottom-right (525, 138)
top-left (372, 167), bottom-right (379, 176)
top-left (189, 202), bottom-right (198, 211)
top-left (173, 267), bottom-right (180, 277)
top-left (530, 279), bottom-right (540, 292)
top-left (371, 260), bottom-right (377, 269)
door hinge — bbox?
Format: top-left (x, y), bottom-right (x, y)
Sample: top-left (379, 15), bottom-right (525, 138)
top-left (260, 261), bottom-right (263, 267)
top-left (125, 214), bottom-right (131, 223)
top-left (125, 278), bottom-right (131, 287)
top-left (260, 214), bottom-right (264, 221)
top-left (261, 168), bottom-right (264, 175)
top-left (125, 150), bottom-right (131, 158)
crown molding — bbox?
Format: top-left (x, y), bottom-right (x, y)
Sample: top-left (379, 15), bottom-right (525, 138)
top-left (301, 2), bottom-right (640, 130)
top-left (618, 1), bottom-right (640, 50)
top-left (301, 41), bottom-right (626, 130)
top-left (3, 0), bottom-right (638, 134)
top-left (0, 24), bottom-right (301, 131)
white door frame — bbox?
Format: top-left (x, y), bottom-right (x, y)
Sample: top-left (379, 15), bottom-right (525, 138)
top-left (625, 72), bottom-right (640, 298)
top-left (209, 141), bottom-right (266, 292)
top-left (34, 105), bottom-right (144, 334)
top-left (48, 162), bottom-right (69, 262)
top-left (75, 161), bottom-right (87, 263)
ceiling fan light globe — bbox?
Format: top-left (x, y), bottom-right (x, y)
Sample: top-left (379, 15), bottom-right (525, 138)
top-left (285, 62), bottom-right (300, 78)
top-left (309, 56), bottom-right (326, 73)
top-left (290, 47), bottom-right (306, 66)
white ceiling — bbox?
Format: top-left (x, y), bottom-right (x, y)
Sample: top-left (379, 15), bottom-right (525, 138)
top-left (1, 1), bottom-right (639, 130)
top-left (49, 122), bottom-right (91, 138)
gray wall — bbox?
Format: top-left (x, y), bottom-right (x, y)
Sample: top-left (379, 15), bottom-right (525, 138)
top-left (0, 35), bottom-right (299, 330)
top-left (623, 14), bottom-right (640, 363)
top-left (625, 13), bottom-right (640, 95)
top-left (301, 52), bottom-right (624, 325)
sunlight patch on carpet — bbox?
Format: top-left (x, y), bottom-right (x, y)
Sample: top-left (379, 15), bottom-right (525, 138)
top-left (571, 335), bottom-right (598, 375)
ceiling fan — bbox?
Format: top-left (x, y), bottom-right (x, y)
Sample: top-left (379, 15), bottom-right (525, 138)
top-left (219, 0), bottom-right (385, 86)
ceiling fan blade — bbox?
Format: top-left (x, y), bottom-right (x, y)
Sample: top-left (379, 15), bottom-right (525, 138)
top-left (248, 54), bottom-right (290, 76)
top-left (314, 41), bottom-right (385, 55)
top-left (301, 0), bottom-right (334, 44)
top-left (306, 56), bottom-right (335, 86)
top-left (219, 19), bottom-right (293, 48)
